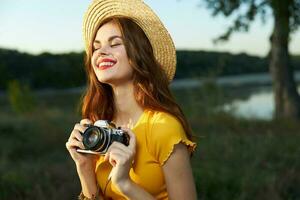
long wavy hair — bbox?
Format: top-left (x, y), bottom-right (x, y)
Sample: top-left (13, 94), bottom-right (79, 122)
top-left (81, 17), bottom-right (194, 141)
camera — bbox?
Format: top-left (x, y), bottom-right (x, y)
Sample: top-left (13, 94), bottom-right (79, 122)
top-left (76, 120), bottom-right (129, 155)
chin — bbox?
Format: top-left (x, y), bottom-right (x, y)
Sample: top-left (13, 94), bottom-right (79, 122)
top-left (95, 70), bottom-right (133, 86)
top-left (98, 76), bottom-right (133, 86)
top-left (97, 77), bottom-right (114, 85)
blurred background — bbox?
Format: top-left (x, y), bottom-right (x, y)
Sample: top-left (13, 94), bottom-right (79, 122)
top-left (0, 0), bottom-right (300, 199)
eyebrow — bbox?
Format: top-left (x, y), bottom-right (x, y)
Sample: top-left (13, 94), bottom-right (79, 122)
top-left (93, 35), bottom-right (123, 45)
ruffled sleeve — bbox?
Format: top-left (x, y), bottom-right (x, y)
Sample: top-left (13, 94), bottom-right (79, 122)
top-left (147, 112), bottom-right (196, 166)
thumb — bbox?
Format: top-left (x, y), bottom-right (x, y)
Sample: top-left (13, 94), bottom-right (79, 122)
top-left (121, 126), bottom-right (136, 149)
top-left (80, 118), bottom-right (93, 126)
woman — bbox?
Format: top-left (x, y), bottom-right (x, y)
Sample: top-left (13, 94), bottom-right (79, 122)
top-left (66, 0), bottom-right (197, 199)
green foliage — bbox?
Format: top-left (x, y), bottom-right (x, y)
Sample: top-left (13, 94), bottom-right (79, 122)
top-left (202, 0), bottom-right (300, 42)
top-left (173, 81), bottom-right (227, 118)
top-left (0, 88), bottom-right (300, 199)
top-left (0, 48), bottom-right (86, 90)
top-left (1, 48), bottom-right (300, 89)
top-left (176, 51), bottom-right (272, 79)
top-left (191, 113), bottom-right (300, 200)
top-left (0, 62), bottom-right (11, 88)
top-left (0, 89), bottom-right (300, 199)
top-left (7, 80), bottom-right (36, 114)
top-left (0, 92), bottom-right (81, 199)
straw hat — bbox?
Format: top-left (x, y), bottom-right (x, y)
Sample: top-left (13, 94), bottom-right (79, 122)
top-left (82, 0), bottom-right (176, 82)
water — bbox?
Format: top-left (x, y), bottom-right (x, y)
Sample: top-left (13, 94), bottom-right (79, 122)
top-left (170, 71), bottom-right (300, 120)
top-left (170, 71), bottom-right (300, 88)
top-left (1, 71), bottom-right (300, 120)
top-left (224, 85), bottom-right (300, 120)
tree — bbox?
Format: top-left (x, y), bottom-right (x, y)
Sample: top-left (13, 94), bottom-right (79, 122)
top-left (202, 0), bottom-right (300, 119)
top-left (7, 80), bottom-right (36, 114)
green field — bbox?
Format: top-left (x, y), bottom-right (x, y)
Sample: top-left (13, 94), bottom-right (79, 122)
top-left (0, 87), bottom-right (299, 200)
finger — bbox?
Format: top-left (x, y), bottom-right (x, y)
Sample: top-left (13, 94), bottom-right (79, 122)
top-left (66, 139), bottom-right (85, 150)
top-left (104, 144), bottom-right (126, 162)
top-left (108, 167), bottom-right (116, 180)
top-left (121, 127), bottom-right (136, 150)
top-left (69, 148), bottom-right (81, 157)
top-left (110, 142), bottom-right (132, 154)
top-left (103, 146), bottom-right (116, 162)
top-left (68, 148), bottom-right (87, 162)
top-left (66, 140), bottom-right (84, 150)
top-left (111, 147), bottom-right (130, 157)
top-left (108, 152), bottom-right (125, 167)
top-left (74, 123), bottom-right (88, 134)
top-left (71, 129), bottom-right (83, 142)
top-left (80, 118), bottom-right (93, 126)
top-left (104, 151), bottom-right (108, 161)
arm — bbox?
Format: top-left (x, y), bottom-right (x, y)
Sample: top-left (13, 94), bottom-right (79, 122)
top-left (77, 163), bottom-right (100, 199)
top-left (117, 180), bottom-right (156, 200)
top-left (162, 143), bottom-right (198, 200)
top-left (66, 119), bottom-right (102, 199)
top-left (104, 127), bottom-right (156, 200)
top-left (117, 143), bottom-right (197, 200)
top-left (105, 127), bottom-right (197, 199)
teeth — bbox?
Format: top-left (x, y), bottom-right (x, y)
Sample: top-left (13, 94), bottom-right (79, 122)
top-left (99, 62), bottom-right (115, 67)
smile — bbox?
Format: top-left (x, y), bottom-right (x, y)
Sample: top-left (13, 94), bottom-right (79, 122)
top-left (98, 62), bottom-right (115, 70)
top-left (97, 59), bottom-right (117, 70)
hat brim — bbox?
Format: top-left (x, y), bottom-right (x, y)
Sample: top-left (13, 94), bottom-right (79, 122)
top-left (83, 0), bottom-right (176, 82)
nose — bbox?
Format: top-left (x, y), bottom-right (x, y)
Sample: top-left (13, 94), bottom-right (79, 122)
top-left (97, 45), bottom-right (110, 56)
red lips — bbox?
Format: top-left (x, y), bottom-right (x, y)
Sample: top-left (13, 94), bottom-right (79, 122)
top-left (97, 58), bottom-right (117, 70)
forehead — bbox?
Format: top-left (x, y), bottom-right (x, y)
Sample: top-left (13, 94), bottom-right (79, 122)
top-left (94, 21), bottom-right (122, 41)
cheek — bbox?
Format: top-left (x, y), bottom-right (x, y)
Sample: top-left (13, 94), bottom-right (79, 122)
top-left (90, 55), bottom-right (100, 78)
top-left (91, 53), bottom-right (97, 68)
top-left (117, 50), bottom-right (131, 70)
top-left (119, 63), bottom-right (134, 80)
top-left (118, 57), bottom-right (133, 74)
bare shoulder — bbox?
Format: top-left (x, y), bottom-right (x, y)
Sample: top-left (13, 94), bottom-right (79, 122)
top-left (163, 142), bottom-right (191, 170)
top-left (162, 143), bottom-right (197, 200)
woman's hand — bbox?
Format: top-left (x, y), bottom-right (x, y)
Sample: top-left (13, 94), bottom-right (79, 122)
top-left (104, 127), bottom-right (136, 190)
top-left (66, 119), bottom-right (98, 168)
top-left (66, 119), bottom-right (100, 198)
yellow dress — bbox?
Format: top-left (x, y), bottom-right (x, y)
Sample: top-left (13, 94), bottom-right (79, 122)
top-left (95, 109), bottom-right (197, 199)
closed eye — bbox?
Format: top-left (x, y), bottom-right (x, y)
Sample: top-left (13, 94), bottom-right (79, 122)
top-left (92, 41), bottom-right (122, 51)
top-left (111, 43), bottom-right (121, 47)
top-left (93, 45), bottom-right (100, 51)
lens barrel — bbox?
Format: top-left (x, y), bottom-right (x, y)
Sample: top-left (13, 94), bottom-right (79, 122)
top-left (82, 126), bottom-right (108, 152)
top-left (81, 124), bottom-right (129, 154)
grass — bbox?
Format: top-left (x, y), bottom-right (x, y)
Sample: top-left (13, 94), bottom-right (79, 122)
top-left (0, 87), bottom-right (300, 200)
top-left (192, 114), bottom-right (300, 200)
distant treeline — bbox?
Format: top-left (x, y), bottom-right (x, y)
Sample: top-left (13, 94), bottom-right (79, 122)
top-left (0, 48), bottom-right (300, 90)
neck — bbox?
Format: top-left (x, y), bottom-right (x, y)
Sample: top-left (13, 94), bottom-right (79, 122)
top-left (111, 81), bottom-right (143, 128)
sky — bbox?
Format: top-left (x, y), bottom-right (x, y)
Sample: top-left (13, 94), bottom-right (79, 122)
top-left (0, 0), bottom-right (299, 57)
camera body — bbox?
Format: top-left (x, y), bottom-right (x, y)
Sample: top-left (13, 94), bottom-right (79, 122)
top-left (76, 120), bottom-right (129, 155)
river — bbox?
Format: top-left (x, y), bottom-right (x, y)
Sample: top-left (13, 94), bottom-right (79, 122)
top-left (1, 71), bottom-right (300, 120)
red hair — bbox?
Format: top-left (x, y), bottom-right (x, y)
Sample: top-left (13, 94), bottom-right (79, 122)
top-left (81, 17), bottom-right (194, 141)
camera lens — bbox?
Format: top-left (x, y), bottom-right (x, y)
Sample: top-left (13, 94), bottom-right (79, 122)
top-left (82, 126), bottom-right (107, 152)
top-left (87, 131), bottom-right (99, 146)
